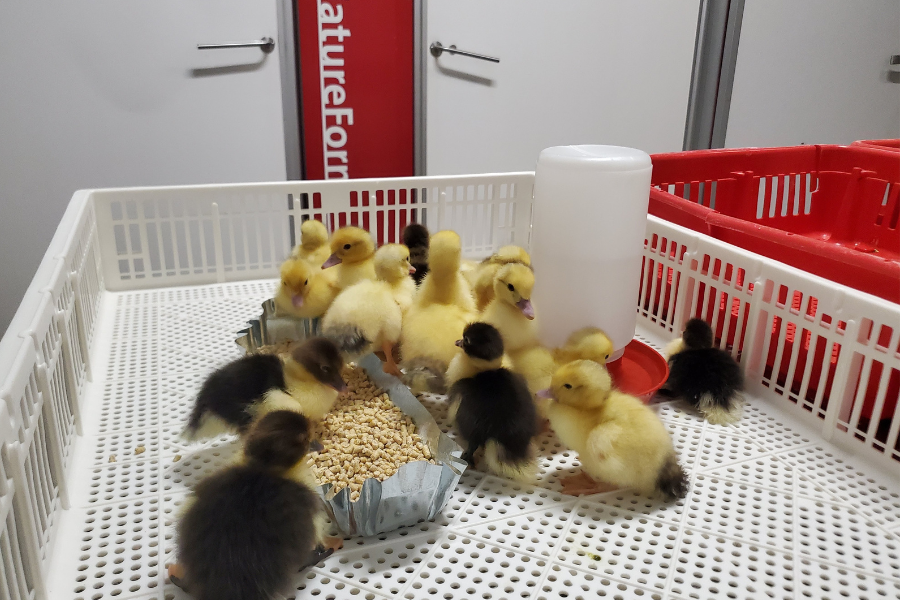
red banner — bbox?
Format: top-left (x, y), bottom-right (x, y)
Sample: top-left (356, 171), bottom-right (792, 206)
top-left (297, 0), bottom-right (414, 180)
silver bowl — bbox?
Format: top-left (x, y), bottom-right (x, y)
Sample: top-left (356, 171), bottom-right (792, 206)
top-left (235, 301), bottom-right (466, 536)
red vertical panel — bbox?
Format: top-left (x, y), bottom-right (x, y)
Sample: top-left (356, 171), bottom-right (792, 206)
top-left (298, 0), bottom-right (324, 179)
top-left (297, 0), bottom-right (414, 180)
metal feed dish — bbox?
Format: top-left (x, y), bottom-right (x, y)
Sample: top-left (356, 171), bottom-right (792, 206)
top-left (235, 302), bottom-right (467, 536)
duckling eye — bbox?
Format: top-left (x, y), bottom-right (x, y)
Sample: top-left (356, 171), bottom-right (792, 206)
top-left (321, 365), bottom-right (330, 373)
top-left (604, 354), bottom-right (609, 359)
top-left (304, 279), bottom-right (309, 285)
top-left (343, 243), bottom-right (352, 250)
top-left (507, 283), bottom-right (515, 292)
top-left (563, 383), bottom-right (572, 389)
top-left (463, 337), bottom-right (469, 344)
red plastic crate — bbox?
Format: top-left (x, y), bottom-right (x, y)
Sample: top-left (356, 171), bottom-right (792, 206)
top-left (648, 145), bottom-right (900, 303)
top-left (852, 139), bottom-right (900, 152)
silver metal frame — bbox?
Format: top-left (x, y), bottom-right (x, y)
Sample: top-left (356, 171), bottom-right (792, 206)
top-left (197, 37), bottom-right (275, 52)
top-left (711, 0), bottom-right (745, 148)
top-left (277, 0), bottom-right (303, 180)
top-left (429, 42), bottom-right (499, 63)
top-left (413, 0), bottom-right (426, 176)
top-left (683, 0), bottom-right (745, 150)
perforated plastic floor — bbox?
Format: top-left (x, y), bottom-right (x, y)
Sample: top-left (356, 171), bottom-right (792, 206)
top-left (48, 280), bottom-right (900, 600)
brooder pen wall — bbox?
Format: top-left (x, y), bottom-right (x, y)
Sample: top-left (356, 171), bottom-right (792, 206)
top-left (0, 172), bottom-right (897, 599)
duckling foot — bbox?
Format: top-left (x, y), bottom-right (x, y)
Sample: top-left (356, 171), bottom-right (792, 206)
top-left (166, 563), bottom-right (189, 591)
top-left (559, 472), bottom-right (618, 496)
top-left (381, 342), bottom-right (403, 378)
top-left (323, 536), bottom-right (344, 552)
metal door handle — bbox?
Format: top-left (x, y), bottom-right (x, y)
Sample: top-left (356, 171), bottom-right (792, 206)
top-left (197, 37), bottom-right (275, 53)
top-left (430, 41), bottom-right (499, 63)
top-left (891, 55), bottom-right (900, 65)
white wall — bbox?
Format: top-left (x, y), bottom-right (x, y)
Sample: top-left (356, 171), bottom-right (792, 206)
top-left (726, 0), bottom-right (900, 147)
top-left (0, 0), bottom-right (289, 335)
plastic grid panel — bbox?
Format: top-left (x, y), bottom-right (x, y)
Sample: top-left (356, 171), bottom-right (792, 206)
top-left (0, 454), bottom-right (35, 600)
top-left (93, 175), bottom-right (534, 293)
top-left (42, 281), bottom-right (900, 600)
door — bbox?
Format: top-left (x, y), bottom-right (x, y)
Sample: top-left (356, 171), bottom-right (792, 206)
top-left (424, 0), bottom-right (701, 175)
top-left (725, 0), bottom-right (900, 147)
top-left (0, 0), bottom-right (292, 331)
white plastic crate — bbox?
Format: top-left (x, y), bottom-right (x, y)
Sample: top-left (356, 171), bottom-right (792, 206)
top-left (0, 173), bottom-right (897, 600)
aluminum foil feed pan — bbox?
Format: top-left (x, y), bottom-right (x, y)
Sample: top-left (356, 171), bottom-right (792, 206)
top-left (236, 302), bottom-right (466, 537)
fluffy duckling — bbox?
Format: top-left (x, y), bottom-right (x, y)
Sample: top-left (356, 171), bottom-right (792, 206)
top-left (445, 322), bottom-right (512, 388)
top-left (510, 327), bottom-right (615, 396)
top-left (322, 226), bottom-right (377, 290)
top-left (263, 338), bottom-right (347, 421)
top-left (321, 244), bottom-right (416, 376)
top-left (414, 230), bottom-right (477, 312)
top-left (401, 230), bottom-right (478, 393)
top-left (402, 222), bottom-right (430, 286)
top-left (553, 327), bottom-right (614, 366)
top-left (184, 338), bottom-right (346, 439)
top-left (448, 323), bottom-right (538, 482)
top-left (468, 245), bottom-right (532, 311)
top-left (481, 263), bottom-right (539, 353)
top-left (184, 353), bottom-right (286, 440)
top-left (172, 411), bottom-right (342, 600)
top-left (661, 318), bottom-right (743, 424)
top-left (537, 360), bottom-right (688, 500)
top-left (274, 256), bottom-right (340, 319)
top-left (291, 219), bottom-right (331, 268)
top-left (509, 345), bottom-right (558, 395)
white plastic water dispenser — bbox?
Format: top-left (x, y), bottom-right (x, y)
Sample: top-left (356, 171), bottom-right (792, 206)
top-left (530, 145), bottom-right (653, 361)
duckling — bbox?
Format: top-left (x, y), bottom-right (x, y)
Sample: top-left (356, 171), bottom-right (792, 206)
top-left (321, 244), bottom-right (416, 376)
top-left (274, 256), bottom-right (339, 319)
top-left (448, 323), bottom-right (538, 482)
top-left (661, 318), bottom-right (743, 424)
top-left (402, 222), bottom-right (430, 286)
top-left (552, 327), bottom-right (614, 366)
top-left (480, 263), bottom-right (539, 353)
top-left (445, 322), bottom-right (512, 388)
top-left (467, 245), bottom-right (532, 311)
top-left (184, 338), bottom-right (346, 440)
top-left (511, 327), bottom-right (615, 397)
top-left (508, 344), bottom-right (558, 395)
top-left (322, 226), bottom-right (377, 290)
top-left (291, 219), bottom-right (331, 268)
top-left (263, 338), bottom-right (347, 421)
top-left (537, 360), bottom-right (688, 500)
top-left (400, 230), bottom-right (477, 393)
top-left (414, 230), bottom-right (477, 312)
top-left (183, 353), bottom-right (287, 440)
top-left (172, 411), bottom-right (342, 600)
top-left (509, 326), bottom-right (616, 395)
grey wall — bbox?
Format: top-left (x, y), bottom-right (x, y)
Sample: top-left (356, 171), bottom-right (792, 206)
top-left (0, 0), bottom-right (297, 336)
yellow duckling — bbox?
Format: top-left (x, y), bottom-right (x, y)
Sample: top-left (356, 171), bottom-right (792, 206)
top-left (322, 226), bottom-right (377, 290)
top-left (537, 360), bottom-right (688, 500)
top-left (274, 256), bottom-right (339, 319)
top-left (291, 219), bottom-right (331, 268)
top-left (321, 244), bottom-right (416, 376)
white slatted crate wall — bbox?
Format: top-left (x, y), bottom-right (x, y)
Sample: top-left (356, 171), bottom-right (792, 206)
top-left (638, 217), bottom-right (900, 474)
top-left (93, 174), bottom-right (533, 291)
